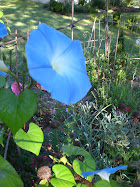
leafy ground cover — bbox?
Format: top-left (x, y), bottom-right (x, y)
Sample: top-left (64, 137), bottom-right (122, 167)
top-left (0, 0), bottom-right (140, 187)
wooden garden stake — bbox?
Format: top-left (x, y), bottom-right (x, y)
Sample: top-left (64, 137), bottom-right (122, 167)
top-left (71, 0), bottom-right (74, 40)
top-left (97, 19), bottom-right (100, 91)
top-left (105, 0), bottom-right (109, 57)
top-left (15, 29), bottom-right (18, 78)
top-left (113, 16), bottom-right (121, 74)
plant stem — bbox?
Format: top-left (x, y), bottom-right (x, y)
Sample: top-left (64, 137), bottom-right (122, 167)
top-left (9, 71), bottom-right (21, 94)
top-left (4, 131), bottom-right (11, 159)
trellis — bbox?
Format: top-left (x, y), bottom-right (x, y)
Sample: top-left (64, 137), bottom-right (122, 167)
top-left (0, 0), bottom-right (140, 72)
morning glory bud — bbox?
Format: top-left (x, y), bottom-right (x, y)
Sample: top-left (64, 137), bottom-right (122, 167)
top-left (0, 60), bottom-right (10, 74)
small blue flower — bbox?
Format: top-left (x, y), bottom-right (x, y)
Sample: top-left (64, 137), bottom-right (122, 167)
top-left (25, 23), bottom-right (91, 104)
top-left (81, 165), bottom-right (127, 182)
top-left (0, 22), bottom-right (8, 38)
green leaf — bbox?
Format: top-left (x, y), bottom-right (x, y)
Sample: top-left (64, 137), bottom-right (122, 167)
top-left (94, 180), bottom-right (111, 187)
top-left (7, 26), bottom-right (11, 32)
top-left (50, 164), bottom-right (76, 187)
top-left (0, 127), bottom-right (4, 146)
top-left (0, 20), bottom-right (4, 24)
top-left (110, 179), bottom-right (121, 187)
top-left (0, 11), bottom-right (3, 18)
top-left (77, 183), bottom-right (87, 187)
top-left (0, 155), bottom-right (24, 187)
top-left (39, 179), bottom-right (47, 185)
top-left (14, 123), bottom-right (43, 155)
top-left (62, 145), bottom-right (96, 182)
top-left (0, 75), bottom-right (6, 88)
top-left (0, 89), bottom-right (37, 135)
top-left (73, 154), bottom-right (95, 182)
top-left (73, 158), bottom-right (86, 177)
top-left (49, 155), bottom-right (60, 163)
top-left (62, 145), bottom-right (90, 157)
top-left (59, 156), bottom-right (68, 165)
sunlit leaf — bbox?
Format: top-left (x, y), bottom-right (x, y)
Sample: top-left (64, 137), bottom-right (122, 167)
top-left (0, 11), bottom-right (3, 18)
top-left (73, 154), bottom-right (95, 182)
top-left (14, 123), bottom-right (43, 155)
top-left (7, 27), bottom-right (11, 32)
top-left (59, 156), bottom-right (68, 165)
top-left (0, 155), bottom-right (24, 187)
top-left (0, 20), bottom-right (4, 24)
top-left (62, 145), bottom-right (90, 157)
top-left (50, 164), bottom-right (76, 187)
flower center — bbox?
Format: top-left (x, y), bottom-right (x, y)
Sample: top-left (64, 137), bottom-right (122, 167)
top-left (52, 61), bottom-right (62, 73)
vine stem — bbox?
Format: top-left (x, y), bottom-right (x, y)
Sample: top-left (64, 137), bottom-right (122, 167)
top-left (9, 71), bottom-right (22, 94)
top-left (4, 131), bottom-right (11, 159)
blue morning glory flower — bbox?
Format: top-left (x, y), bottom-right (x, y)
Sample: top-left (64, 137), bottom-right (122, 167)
top-left (25, 23), bottom-right (91, 105)
top-left (81, 165), bottom-right (127, 182)
top-left (0, 22), bottom-right (8, 38)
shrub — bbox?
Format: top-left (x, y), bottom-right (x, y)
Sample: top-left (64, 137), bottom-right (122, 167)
top-left (109, 0), bottom-right (122, 8)
top-left (49, 0), bottom-right (70, 15)
top-left (91, 0), bottom-right (105, 9)
top-left (103, 81), bottom-right (140, 110)
top-left (90, 8), bottom-right (98, 21)
top-left (113, 10), bottom-right (121, 25)
top-left (78, 0), bottom-right (86, 6)
top-left (74, 4), bottom-right (87, 13)
top-left (117, 30), bottom-right (125, 52)
top-left (127, 16), bottom-right (139, 32)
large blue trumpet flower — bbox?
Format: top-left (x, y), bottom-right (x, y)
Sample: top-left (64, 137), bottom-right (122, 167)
top-left (25, 23), bottom-right (91, 104)
top-left (81, 165), bottom-right (127, 182)
top-left (0, 22), bottom-right (7, 38)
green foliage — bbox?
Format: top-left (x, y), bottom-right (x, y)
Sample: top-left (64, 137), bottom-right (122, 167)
top-left (91, 0), bottom-right (105, 9)
top-left (49, 0), bottom-right (70, 15)
top-left (74, 4), bottom-right (88, 13)
top-left (0, 127), bottom-right (4, 146)
top-left (94, 180), bottom-right (110, 187)
top-left (127, 16), bottom-right (139, 32)
top-left (14, 123), bottom-right (44, 155)
top-left (103, 81), bottom-right (140, 110)
top-left (78, 0), bottom-right (86, 6)
top-left (0, 75), bottom-right (6, 88)
top-left (109, 0), bottom-right (122, 8)
top-left (50, 164), bottom-right (76, 187)
top-left (0, 11), bottom-right (4, 18)
top-left (90, 8), bottom-right (98, 21)
top-left (0, 155), bottom-right (24, 187)
top-left (0, 89), bottom-right (37, 135)
top-left (117, 30), bottom-right (125, 52)
top-left (113, 11), bottom-right (121, 25)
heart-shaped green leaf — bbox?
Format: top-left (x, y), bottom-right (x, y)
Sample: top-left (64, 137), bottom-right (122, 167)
top-left (62, 145), bottom-right (90, 157)
top-left (14, 123), bottom-right (43, 155)
top-left (0, 155), bottom-right (24, 187)
top-left (0, 89), bottom-right (37, 135)
top-left (0, 75), bottom-right (6, 88)
top-left (73, 154), bottom-right (95, 182)
top-left (0, 127), bottom-right (4, 146)
top-left (50, 164), bottom-right (76, 187)
top-left (110, 179), bottom-right (121, 187)
top-left (94, 180), bottom-right (110, 187)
